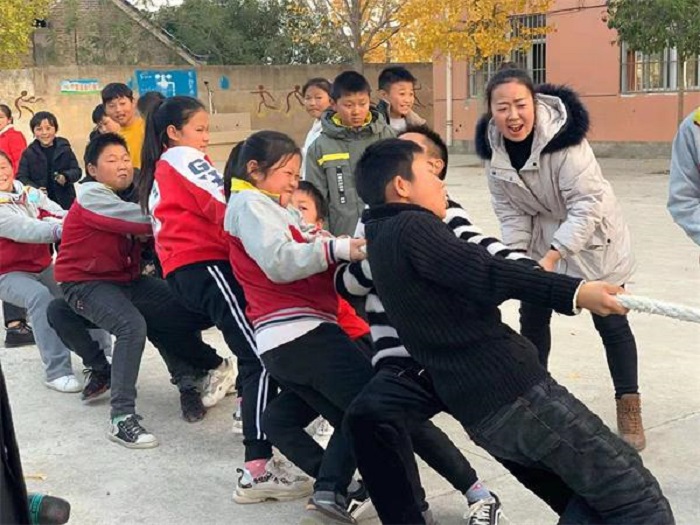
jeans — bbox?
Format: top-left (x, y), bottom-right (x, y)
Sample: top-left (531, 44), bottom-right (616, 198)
top-left (0, 266), bottom-right (73, 381)
top-left (466, 377), bottom-right (674, 524)
top-left (520, 303), bottom-right (639, 397)
top-left (345, 358), bottom-right (479, 524)
top-left (47, 298), bottom-right (216, 391)
top-left (261, 323), bottom-right (374, 495)
top-left (62, 277), bottom-right (221, 418)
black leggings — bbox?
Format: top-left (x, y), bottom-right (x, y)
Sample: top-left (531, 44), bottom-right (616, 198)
top-left (520, 302), bottom-right (639, 398)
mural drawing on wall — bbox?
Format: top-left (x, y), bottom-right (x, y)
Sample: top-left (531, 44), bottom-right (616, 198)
top-left (251, 85), bottom-right (278, 114)
top-left (286, 85), bottom-right (304, 113)
top-left (14, 91), bottom-right (44, 120)
top-left (135, 69), bottom-right (198, 98)
top-left (60, 79), bottom-right (101, 94)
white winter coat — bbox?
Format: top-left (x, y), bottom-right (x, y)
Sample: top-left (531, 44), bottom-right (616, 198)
top-left (475, 85), bottom-right (635, 285)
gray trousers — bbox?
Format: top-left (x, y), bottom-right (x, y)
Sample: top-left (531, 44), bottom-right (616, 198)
top-left (0, 266), bottom-right (74, 381)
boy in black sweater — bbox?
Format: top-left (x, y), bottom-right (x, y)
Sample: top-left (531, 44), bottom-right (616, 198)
top-left (352, 138), bottom-right (674, 524)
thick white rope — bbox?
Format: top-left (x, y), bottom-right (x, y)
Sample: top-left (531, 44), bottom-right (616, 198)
top-left (617, 295), bottom-right (700, 324)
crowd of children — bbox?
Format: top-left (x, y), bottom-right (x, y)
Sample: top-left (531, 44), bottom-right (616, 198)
top-left (0, 64), bottom-right (682, 525)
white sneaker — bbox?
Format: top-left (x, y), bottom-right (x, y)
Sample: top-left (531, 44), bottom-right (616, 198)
top-left (44, 374), bottom-right (81, 393)
top-left (232, 459), bottom-right (313, 504)
top-left (201, 357), bottom-right (236, 408)
top-left (108, 414), bottom-right (159, 449)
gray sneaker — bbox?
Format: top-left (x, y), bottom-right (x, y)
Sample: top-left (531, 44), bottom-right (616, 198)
top-left (301, 491), bottom-right (356, 524)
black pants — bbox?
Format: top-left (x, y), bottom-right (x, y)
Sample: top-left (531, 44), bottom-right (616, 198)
top-left (47, 298), bottom-right (219, 391)
top-left (167, 261), bottom-right (274, 462)
top-left (261, 323), bottom-right (374, 495)
top-left (2, 302), bottom-right (26, 327)
top-left (466, 378), bottom-right (673, 525)
top-left (520, 303), bottom-right (639, 397)
top-left (262, 336), bottom-right (373, 478)
top-left (61, 277), bottom-right (220, 418)
top-left (345, 358), bottom-right (479, 524)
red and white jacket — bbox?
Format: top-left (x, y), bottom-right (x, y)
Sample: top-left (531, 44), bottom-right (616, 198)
top-left (0, 181), bottom-right (63, 275)
top-left (224, 179), bottom-right (353, 355)
top-left (55, 182), bottom-right (152, 283)
top-left (148, 146), bottom-right (229, 277)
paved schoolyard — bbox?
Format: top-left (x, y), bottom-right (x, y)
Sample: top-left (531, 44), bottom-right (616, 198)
top-left (2, 155), bottom-right (698, 524)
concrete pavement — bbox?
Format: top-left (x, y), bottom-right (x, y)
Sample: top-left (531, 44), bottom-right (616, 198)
top-left (2, 155), bottom-right (698, 524)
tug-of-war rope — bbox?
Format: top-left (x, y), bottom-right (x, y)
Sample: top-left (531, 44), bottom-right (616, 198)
top-left (617, 295), bottom-right (700, 324)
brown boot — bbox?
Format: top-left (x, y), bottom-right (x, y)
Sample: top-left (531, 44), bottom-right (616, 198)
top-left (616, 394), bottom-right (646, 451)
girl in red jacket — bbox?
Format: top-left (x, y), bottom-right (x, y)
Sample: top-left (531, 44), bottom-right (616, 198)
top-left (0, 105), bottom-right (27, 172)
top-left (138, 96), bottom-right (310, 504)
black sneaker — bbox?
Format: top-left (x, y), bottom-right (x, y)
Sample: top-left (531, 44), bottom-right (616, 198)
top-left (346, 481), bottom-right (376, 521)
top-left (108, 414), bottom-right (159, 449)
top-left (4, 322), bottom-right (35, 348)
top-left (465, 494), bottom-right (503, 525)
top-left (180, 387), bottom-right (206, 423)
top-left (301, 491), bottom-right (356, 524)
top-left (82, 367), bottom-right (111, 402)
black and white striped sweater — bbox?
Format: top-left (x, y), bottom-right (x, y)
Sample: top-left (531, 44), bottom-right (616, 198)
top-left (336, 200), bottom-right (538, 366)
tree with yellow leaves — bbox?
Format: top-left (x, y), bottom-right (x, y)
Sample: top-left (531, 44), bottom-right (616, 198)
top-left (398, 0), bottom-right (553, 64)
top-left (0, 0), bottom-right (51, 69)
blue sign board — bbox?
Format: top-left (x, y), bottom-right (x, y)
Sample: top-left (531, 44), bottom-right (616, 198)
top-left (134, 69), bottom-right (198, 98)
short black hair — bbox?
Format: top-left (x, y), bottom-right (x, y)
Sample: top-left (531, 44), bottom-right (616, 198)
top-left (331, 71), bottom-right (371, 101)
top-left (137, 91), bottom-right (166, 118)
top-left (101, 82), bottom-right (133, 104)
top-left (91, 104), bottom-right (107, 125)
top-left (398, 125), bottom-right (449, 180)
top-left (378, 66), bottom-right (417, 92)
top-left (84, 132), bottom-right (128, 167)
top-left (30, 111), bottom-right (58, 132)
top-left (296, 180), bottom-right (329, 222)
top-left (356, 138), bottom-right (422, 206)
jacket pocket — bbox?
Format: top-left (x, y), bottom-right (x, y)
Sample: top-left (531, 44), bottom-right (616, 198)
top-left (325, 161), bottom-right (356, 207)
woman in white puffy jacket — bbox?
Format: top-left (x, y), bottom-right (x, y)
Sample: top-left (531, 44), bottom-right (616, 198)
top-left (475, 67), bottom-right (645, 451)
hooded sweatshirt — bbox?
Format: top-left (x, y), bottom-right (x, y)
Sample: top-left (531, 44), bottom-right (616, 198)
top-left (668, 107), bottom-right (700, 246)
top-left (305, 108), bottom-right (395, 236)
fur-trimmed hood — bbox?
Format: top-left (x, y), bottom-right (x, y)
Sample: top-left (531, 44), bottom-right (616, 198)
top-left (474, 84), bottom-right (590, 160)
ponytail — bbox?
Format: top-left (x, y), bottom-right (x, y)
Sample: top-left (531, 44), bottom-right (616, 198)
top-left (223, 131), bottom-right (300, 201)
top-left (138, 95), bottom-right (205, 212)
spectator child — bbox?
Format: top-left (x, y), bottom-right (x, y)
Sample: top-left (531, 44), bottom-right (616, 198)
top-left (17, 112), bottom-right (81, 210)
top-left (89, 104), bottom-right (120, 142)
top-left (101, 83), bottom-right (144, 168)
top-left (305, 71), bottom-right (395, 236)
top-left (0, 105), bottom-right (27, 172)
top-left (300, 78), bottom-right (332, 177)
top-left (376, 66), bottom-right (426, 133)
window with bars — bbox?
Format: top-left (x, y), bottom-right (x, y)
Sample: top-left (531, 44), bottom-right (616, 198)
top-left (621, 43), bottom-right (700, 93)
top-left (468, 14), bottom-right (547, 98)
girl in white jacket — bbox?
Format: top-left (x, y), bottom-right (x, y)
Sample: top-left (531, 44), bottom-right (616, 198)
top-left (301, 78), bottom-right (332, 178)
top-left (475, 68), bottom-right (645, 451)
